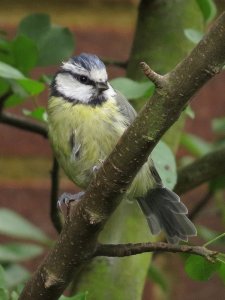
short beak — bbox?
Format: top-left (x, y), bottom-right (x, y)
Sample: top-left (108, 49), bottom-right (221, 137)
top-left (96, 81), bottom-right (108, 93)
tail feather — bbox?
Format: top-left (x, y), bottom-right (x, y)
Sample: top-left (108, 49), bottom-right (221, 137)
top-left (137, 187), bottom-right (197, 244)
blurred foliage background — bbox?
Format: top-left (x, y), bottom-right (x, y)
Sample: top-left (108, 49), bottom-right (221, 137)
top-left (0, 0), bottom-right (224, 299)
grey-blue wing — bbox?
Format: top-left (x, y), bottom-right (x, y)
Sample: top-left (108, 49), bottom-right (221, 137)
top-left (115, 89), bottom-right (137, 125)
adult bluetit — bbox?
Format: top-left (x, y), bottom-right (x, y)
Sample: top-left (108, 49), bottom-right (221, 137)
top-left (47, 53), bottom-right (197, 243)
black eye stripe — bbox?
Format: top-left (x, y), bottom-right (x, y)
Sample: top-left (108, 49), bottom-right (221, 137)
top-left (80, 75), bottom-right (88, 83)
top-left (58, 70), bottom-right (95, 86)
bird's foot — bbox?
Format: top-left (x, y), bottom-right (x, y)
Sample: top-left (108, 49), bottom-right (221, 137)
top-left (58, 191), bottom-right (85, 217)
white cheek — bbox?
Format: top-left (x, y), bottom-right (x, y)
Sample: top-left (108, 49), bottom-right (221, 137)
top-left (56, 74), bottom-right (93, 103)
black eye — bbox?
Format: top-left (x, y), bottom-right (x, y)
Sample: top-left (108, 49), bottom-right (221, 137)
top-left (79, 75), bottom-right (88, 83)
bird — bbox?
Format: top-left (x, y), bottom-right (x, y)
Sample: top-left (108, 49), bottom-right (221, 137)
top-left (47, 53), bottom-right (197, 244)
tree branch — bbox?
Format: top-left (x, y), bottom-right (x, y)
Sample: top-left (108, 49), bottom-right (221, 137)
top-left (95, 242), bottom-right (217, 262)
top-left (19, 12), bottom-right (225, 300)
top-left (0, 112), bottom-right (47, 138)
top-left (189, 191), bottom-right (213, 220)
top-left (140, 62), bottom-right (165, 88)
top-left (50, 157), bottom-right (62, 233)
top-left (175, 147), bottom-right (225, 194)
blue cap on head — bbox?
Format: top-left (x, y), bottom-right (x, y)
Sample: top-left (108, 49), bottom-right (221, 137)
top-left (70, 53), bottom-right (105, 71)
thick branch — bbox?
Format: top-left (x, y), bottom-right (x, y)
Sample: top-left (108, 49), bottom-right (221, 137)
top-left (95, 242), bottom-right (217, 262)
top-left (0, 112), bottom-right (47, 138)
top-left (175, 147), bottom-right (225, 194)
top-left (19, 12), bottom-right (225, 300)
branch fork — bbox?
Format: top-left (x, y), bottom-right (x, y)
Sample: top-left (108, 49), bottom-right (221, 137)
top-left (140, 61), bottom-right (165, 88)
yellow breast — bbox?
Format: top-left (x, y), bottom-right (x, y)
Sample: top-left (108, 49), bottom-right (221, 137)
top-left (47, 96), bottom-right (128, 188)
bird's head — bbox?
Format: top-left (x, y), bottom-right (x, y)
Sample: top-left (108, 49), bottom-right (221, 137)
top-left (51, 53), bottom-right (116, 105)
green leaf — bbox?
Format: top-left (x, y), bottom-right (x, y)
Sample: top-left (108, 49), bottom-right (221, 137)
top-left (10, 291), bottom-right (19, 300)
top-left (9, 80), bottom-right (28, 98)
top-left (17, 78), bottom-right (45, 95)
top-left (37, 27), bottom-right (74, 66)
top-left (12, 35), bottom-right (38, 73)
top-left (18, 13), bottom-right (50, 43)
top-left (60, 291), bottom-right (88, 300)
top-left (151, 141), bottom-right (177, 189)
top-left (147, 265), bottom-right (168, 293)
top-left (185, 255), bottom-right (220, 281)
top-left (184, 29), bottom-right (204, 44)
top-left (185, 105), bottom-right (195, 119)
top-left (196, 0), bottom-right (217, 23)
top-left (40, 74), bottom-right (53, 85)
top-left (110, 77), bottom-right (154, 100)
top-left (198, 226), bottom-right (225, 245)
top-left (0, 208), bottom-right (50, 244)
top-left (23, 107), bottom-right (47, 122)
top-left (18, 13), bottom-right (74, 67)
top-left (180, 132), bottom-right (212, 157)
top-left (0, 38), bottom-right (11, 52)
top-left (210, 175), bottom-right (225, 192)
top-left (0, 78), bottom-right (10, 96)
top-left (0, 62), bottom-right (25, 80)
top-left (218, 259), bottom-right (225, 283)
top-left (10, 284), bottom-right (24, 298)
top-left (4, 265), bottom-right (29, 288)
top-left (0, 265), bottom-right (6, 289)
top-left (0, 288), bottom-right (8, 300)
top-left (3, 94), bottom-right (25, 108)
top-left (212, 117), bottom-right (225, 135)
top-left (0, 243), bottom-right (43, 263)
top-left (0, 38), bottom-right (13, 66)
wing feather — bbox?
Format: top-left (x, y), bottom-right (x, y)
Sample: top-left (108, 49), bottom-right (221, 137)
top-left (114, 90), bottom-right (137, 124)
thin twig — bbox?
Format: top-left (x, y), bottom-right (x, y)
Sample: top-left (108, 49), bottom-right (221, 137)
top-left (50, 157), bottom-right (62, 233)
top-left (0, 112), bottom-right (47, 138)
top-left (189, 191), bottom-right (213, 220)
top-left (95, 242), bottom-right (218, 262)
top-left (140, 61), bottom-right (165, 88)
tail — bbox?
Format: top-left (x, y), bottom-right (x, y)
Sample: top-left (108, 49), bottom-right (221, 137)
top-left (137, 187), bottom-right (197, 244)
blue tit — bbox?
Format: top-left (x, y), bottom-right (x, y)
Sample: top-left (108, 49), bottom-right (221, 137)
top-left (47, 53), bottom-right (197, 243)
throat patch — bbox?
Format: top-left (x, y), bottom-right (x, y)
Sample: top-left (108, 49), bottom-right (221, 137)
top-left (89, 94), bottom-right (107, 106)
